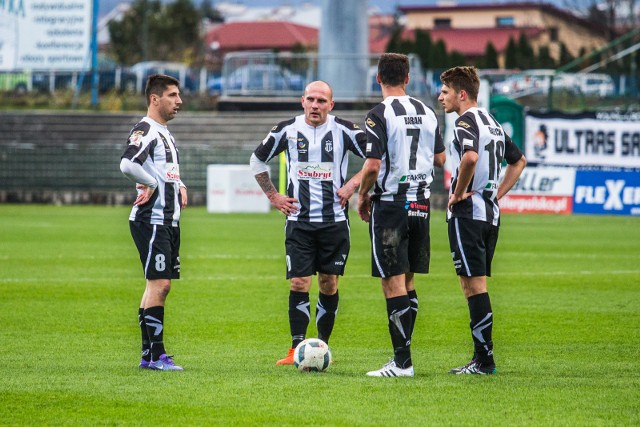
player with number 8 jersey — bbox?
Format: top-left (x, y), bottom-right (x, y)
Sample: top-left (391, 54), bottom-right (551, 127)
top-left (120, 74), bottom-right (188, 371)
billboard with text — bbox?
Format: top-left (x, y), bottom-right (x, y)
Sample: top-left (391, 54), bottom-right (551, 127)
top-left (525, 111), bottom-right (640, 169)
top-left (0, 0), bottom-right (92, 71)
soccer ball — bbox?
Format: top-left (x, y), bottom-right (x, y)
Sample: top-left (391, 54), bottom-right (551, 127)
top-left (293, 338), bottom-right (332, 372)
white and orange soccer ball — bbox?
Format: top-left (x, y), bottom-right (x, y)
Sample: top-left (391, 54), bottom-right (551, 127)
top-left (293, 338), bottom-right (332, 372)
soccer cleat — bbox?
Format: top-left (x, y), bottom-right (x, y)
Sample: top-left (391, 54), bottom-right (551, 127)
top-left (449, 359), bottom-right (496, 375)
top-left (148, 354), bottom-right (184, 371)
top-left (366, 359), bottom-right (414, 377)
top-left (275, 348), bottom-right (295, 365)
top-left (139, 359), bottom-right (151, 369)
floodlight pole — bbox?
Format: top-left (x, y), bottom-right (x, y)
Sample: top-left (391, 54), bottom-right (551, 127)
top-left (90, 0), bottom-right (99, 107)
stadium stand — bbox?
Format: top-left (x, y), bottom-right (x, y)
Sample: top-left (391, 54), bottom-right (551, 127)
top-left (3, 111), bottom-right (431, 206)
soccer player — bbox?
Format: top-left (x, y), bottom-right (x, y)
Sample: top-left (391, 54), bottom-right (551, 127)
top-left (250, 80), bottom-right (367, 365)
top-left (358, 53), bottom-right (446, 377)
top-left (120, 74), bottom-right (188, 371)
top-left (438, 66), bottom-right (526, 374)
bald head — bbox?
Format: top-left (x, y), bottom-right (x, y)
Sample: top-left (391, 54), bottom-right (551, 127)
top-left (301, 80), bottom-right (334, 127)
top-left (304, 80), bottom-right (333, 99)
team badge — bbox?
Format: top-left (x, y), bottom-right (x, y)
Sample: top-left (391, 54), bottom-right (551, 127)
top-left (128, 130), bottom-right (144, 146)
top-left (325, 141), bottom-right (332, 153)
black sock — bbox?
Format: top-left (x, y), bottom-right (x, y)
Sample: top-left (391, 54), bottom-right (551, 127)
top-left (138, 308), bottom-right (151, 362)
top-left (386, 295), bottom-right (413, 369)
top-left (407, 289), bottom-right (418, 340)
top-left (289, 291), bottom-right (310, 349)
top-left (316, 291), bottom-right (339, 344)
top-left (467, 292), bottom-right (494, 365)
top-left (144, 306), bottom-right (166, 361)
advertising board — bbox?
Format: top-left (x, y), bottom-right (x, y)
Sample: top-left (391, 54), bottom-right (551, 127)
top-left (525, 111), bottom-right (640, 168)
top-left (500, 166), bottom-right (575, 214)
top-left (0, 0), bottom-right (92, 71)
top-left (573, 169), bottom-right (640, 216)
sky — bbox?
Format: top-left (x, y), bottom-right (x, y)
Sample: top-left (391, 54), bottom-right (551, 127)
top-left (99, 0), bottom-right (577, 17)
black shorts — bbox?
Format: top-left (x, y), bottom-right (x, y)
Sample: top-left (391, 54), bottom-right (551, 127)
top-left (448, 217), bottom-right (499, 277)
top-left (285, 220), bottom-right (350, 279)
top-left (130, 221), bottom-right (181, 280)
top-left (369, 199), bottom-right (431, 278)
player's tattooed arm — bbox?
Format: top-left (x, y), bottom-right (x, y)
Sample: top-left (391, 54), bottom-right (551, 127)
top-left (254, 171), bottom-right (299, 216)
top-left (255, 171), bottom-right (278, 198)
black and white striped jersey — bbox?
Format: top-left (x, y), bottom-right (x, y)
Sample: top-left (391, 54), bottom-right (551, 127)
top-left (447, 107), bottom-right (523, 225)
top-left (364, 96), bottom-right (444, 202)
top-left (254, 114), bottom-right (366, 222)
top-left (121, 117), bottom-right (184, 226)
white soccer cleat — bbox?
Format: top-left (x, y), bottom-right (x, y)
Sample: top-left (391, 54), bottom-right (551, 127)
top-left (366, 359), bottom-right (414, 377)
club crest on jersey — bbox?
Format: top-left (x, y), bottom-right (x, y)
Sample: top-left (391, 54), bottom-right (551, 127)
top-left (325, 141), bottom-right (333, 153)
top-left (128, 130), bottom-right (144, 146)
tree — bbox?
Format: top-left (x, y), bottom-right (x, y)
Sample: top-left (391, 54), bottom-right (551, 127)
top-left (516, 33), bottom-right (536, 69)
top-left (537, 46), bottom-right (556, 68)
top-left (504, 37), bottom-right (518, 69)
top-left (413, 29), bottom-right (433, 69)
top-left (478, 41), bottom-right (499, 69)
top-left (108, 0), bottom-right (202, 66)
top-left (558, 42), bottom-right (575, 67)
top-left (200, 0), bottom-right (223, 23)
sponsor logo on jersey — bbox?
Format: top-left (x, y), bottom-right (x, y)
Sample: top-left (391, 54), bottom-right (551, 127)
top-left (165, 163), bottom-right (180, 182)
top-left (352, 123), bottom-right (361, 130)
top-left (457, 120), bottom-right (471, 129)
top-left (297, 162), bottom-right (333, 181)
top-left (399, 173), bottom-right (428, 182)
top-left (366, 118), bottom-right (376, 128)
top-left (462, 138), bottom-right (474, 147)
top-left (404, 116), bottom-right (423, 125)
top-left (297, 138), bottom-right (306, 149)
top-left (485, 181), bottom-right (497, 190)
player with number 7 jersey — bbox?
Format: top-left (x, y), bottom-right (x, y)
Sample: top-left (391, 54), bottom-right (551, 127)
top-left (358, 53), bottom-right (446, 378)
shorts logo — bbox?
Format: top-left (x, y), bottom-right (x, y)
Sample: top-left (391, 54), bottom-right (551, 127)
top-left (405, 201), bottom-right (429, 218)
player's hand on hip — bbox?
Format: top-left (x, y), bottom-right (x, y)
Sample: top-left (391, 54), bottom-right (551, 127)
top-left (179, 186), bottom-right (188, 209)
top-left (134, 184), bottom-right (156, 206)
top-left (448, 191), bottom-right (473, 211)
top-left (270, 193), bottom-right (299, 216)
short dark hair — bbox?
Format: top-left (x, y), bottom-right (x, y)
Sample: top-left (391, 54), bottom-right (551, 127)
top-left (377, 53), bottom-right (410, 87)
top-left (145, 74), bottom-right (180, 106)
top-left (440, 66), bottom-right (480, 101)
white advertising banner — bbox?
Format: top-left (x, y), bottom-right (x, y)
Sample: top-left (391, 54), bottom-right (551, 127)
top-left (525, 111), bottom-right (640, 168)
top-left (500, 166), bottom-right (576, 214)
top-left (0, 0), bottom-right (92, 71)
top-left (207, 165), bottom-right (271, 213)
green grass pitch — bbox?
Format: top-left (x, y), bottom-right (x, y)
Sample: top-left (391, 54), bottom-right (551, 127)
top-left (0, 205), bottom-right (638, 425)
